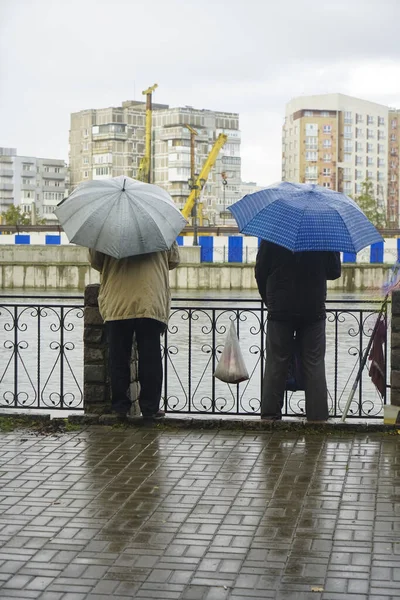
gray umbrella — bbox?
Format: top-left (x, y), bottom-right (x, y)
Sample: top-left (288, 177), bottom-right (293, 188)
top-left (55, 176), bottom-right (187, 259)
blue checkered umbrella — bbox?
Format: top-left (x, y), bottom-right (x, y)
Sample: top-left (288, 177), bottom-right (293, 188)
top-left (228, 182), bottom-right (383, 253)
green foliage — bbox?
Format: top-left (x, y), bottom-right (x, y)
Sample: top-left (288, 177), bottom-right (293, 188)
top-left (354, 180), bottom-right (387, 229)
top-left (1, 205), bottom-right (47, 226)
top-left (1, 205), bottom-right (30, 226)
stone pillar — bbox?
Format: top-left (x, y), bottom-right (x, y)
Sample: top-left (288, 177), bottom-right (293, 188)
top-left (83, 284), bottom-right (140, 415)
top-left (84, 284), bottom-right (108, 413)
top-left (387, 289), bottom-right (400, 423)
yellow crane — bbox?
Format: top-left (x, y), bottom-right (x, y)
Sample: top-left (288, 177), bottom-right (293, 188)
top-left (181, 132), bottom-right (228, 223)
top-left (137, 83), bottom-right (158, 183)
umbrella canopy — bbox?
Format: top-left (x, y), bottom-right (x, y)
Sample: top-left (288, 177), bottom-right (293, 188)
top-left (228, 181), bottom-right (383, 253)
top-left (56, 176), bottom-right (187, 259)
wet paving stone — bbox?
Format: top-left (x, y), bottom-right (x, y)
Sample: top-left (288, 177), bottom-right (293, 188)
top-left (0, 424), bottom-right (399, 598)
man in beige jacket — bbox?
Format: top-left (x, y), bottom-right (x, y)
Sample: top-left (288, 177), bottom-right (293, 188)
top-left (89, 242), bottom-right (180, 419)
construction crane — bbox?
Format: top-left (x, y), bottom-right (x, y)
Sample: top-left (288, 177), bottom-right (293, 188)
top-left (137, 83), bottom-right (158, 183)
top-left (181, 133), bottom-right (228, 223)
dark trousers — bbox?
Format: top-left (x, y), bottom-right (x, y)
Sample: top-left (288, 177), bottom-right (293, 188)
top-left (261, 319), bottom-right (328, 421)
top-left (106, 318), bottom-right (165, 416)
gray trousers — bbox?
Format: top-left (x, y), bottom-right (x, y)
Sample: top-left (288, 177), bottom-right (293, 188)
top-left (261, 319), bottom-right (329, 421)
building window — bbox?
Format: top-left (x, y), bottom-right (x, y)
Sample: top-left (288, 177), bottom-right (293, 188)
top-left (344, 111), bottom-right (352, 123)
top-left (323, 168), bottom-right (331, 176)
top-left (367, 143), bottom-right (373, 153)
top-left (343, 168), bottom-right (352, 180)
top-left (83, 143), bottom-right (88, 151)
top-left (367, 157), bottom-right (374, 166)
top-left (378, 158), bottom-right (385, 167)
top-left (367, 129), bottom-right (374, 139)
top-left (84, 128), bottom-right (89, 137)
top-left (344, 141), bottom-right (352, 152)
top-left (392, 119), bottom-right (397, 129)
top-left (304, 111), bottom-right (313, 117)
top-left (305, 123), bottom-right (318, 136)
top-left (321, 111), bottom-right (330, 117)
top-left (54, 167), bottom-right (60, 173)
top-left (367, 115), bottom-right (374, 125)
top-left (356, 142), bottom-right (363, 152)
top-left (367, 170), bottom-right (374, 179)
top-left (305, 151), bottom-right (317, 161)
top-left (305, 137), bottom-right (318, 149)
top-left (356, 128), bottom-right (363, 138)
top-left (355, 183), bottom-right (362, 194)
top-left (84, 171), bottom-right (89, 178)
top-left (377, 171), bottom-right (384, 182)
top-left (323, 154), bottom-right (332, 162)
top-left (378, 116), bottom-right (385, 126)
top-left (344, 153), bottom-right (352, 162)
top-left (355, 170), bottom-right (362, 180)
top-left (94, 167), bottom-right (110, 176)
top-left (377, 130), bottom-right (385, 141)
top-left (323, 139), bottom-right (332, 148)
top-left (323, 125), bottom-right (332, 134)
top-left (22, 164), bottom-right (31, 171)
top-left (83, 157), bottom-right (89, 164)
top-left (391, 134), bottom-right (397, 141)
top-left (355, 156), bottom-right (363, 166)
top-left (356, 114), bottom-right (363, 124)
top-left (378, 144), bottom-right (385, 154)
top-left (344, 125), bottom-right (352, 138)
top-left (323, 182), bottom-right (331, 188)
top-left (44, 166), bottom-right (50, 172)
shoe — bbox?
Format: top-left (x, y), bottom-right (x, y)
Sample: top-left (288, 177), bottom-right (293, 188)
top-left (142, 410), bottom-right (166, 421)
top-left (110, 408), bottom-right (129, 418)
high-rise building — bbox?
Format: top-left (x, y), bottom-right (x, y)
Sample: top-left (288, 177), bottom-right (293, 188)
top-left (0, 148), bottom-right (67, 222)
top-left (282, 94), bottom-right (398, 224)
top-left (69, 101), bottom-right (241, 225)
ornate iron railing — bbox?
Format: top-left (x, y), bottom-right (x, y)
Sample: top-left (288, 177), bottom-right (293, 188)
top-left (0, 296), bottom-right (84, 411)
top-left (0, 295), bottom-right (389, 418)
top-left (163, 298), bottom-right (389, 419)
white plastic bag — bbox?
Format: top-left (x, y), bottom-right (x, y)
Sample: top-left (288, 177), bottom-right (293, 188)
top-left (214, 322), bottom-right (249, 384)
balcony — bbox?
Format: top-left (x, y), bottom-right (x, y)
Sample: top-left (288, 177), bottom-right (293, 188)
top-left (41, 171), bottom-right (66, 180)
top-left (21, 170), bottom-right (35, 177)
top-left (0, 183), bottom-right (13, 191)
top-left (21, 183), bottom-right (36, 191)
top-left (0, 169), bottom-right (13, 178)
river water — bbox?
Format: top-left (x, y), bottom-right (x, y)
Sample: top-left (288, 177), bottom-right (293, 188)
top-left (0, 289), bottom-right (389, 419)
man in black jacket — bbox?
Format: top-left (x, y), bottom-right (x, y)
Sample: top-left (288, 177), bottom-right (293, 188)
top-left (255, 240), bottom-right (341, 421)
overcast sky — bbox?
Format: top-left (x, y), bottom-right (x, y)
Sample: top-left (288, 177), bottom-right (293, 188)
top-left (1, 0), bottom-right (400, 185)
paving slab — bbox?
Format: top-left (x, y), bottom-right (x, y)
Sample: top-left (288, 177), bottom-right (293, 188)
top-left (0, 421), bottom-right (399, 599)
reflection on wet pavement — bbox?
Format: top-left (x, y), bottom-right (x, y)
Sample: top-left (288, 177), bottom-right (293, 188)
top-left (0, 425), bottom-right (398, 599)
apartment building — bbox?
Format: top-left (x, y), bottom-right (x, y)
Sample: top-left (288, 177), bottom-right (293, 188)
top-left (69, 101), bottom-right (241, 225)
top-left (282, 94), bottom-right (394, 223)
top-left (0, 148), bottom-right (67, 221)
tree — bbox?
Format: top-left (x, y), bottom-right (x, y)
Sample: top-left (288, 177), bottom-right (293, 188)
top-left (1, 205), bottom-right (30, 226)
top-left (0, 205), bottom-right (46, 226)
top-left (354, 180), bottom-right (387, 229)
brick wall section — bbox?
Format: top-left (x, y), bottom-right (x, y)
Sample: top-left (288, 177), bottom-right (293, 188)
top-left (391, 290), bottom-right (400, 406)
top-left (83, 284), bottom-right (140, 415)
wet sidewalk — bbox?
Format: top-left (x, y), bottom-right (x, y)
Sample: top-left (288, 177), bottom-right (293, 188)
top-left (0, 422), bottom-right (399, 600)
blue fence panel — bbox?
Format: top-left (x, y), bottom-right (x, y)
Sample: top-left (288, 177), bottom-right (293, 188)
top-left (15, 235), bottom-right (30, 245)
top-left (370, 241), bottom-right (384, 264)
top-left (199, 237), bottom-right (213, 262)
top-left (176, 236), bottom-right (184, 246)
top-left (343, 252), bottom-right (357, 263)
top-left (45, 235), bottom-right (61, 245)
top-left (228, 237), bottom-right (243, 263)
top-left (397, 238), bottom-right (400, 263)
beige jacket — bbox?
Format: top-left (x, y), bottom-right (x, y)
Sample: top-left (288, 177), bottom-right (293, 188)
top-left (89, 242), bottom-right (180, 324)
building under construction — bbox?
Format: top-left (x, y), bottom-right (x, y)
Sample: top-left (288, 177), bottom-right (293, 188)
top-left (68, 92), bottom-right (241, 225)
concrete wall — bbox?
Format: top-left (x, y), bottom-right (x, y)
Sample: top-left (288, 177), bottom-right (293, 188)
top-left (0, 244), bottom-right (394, 291)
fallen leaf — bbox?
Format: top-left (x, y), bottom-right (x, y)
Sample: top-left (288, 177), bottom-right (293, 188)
top-left (311, 587), bottom-right (324, 592)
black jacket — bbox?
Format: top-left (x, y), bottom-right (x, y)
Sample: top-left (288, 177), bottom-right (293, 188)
top-left (255, 241), bottom-right (341, 321)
